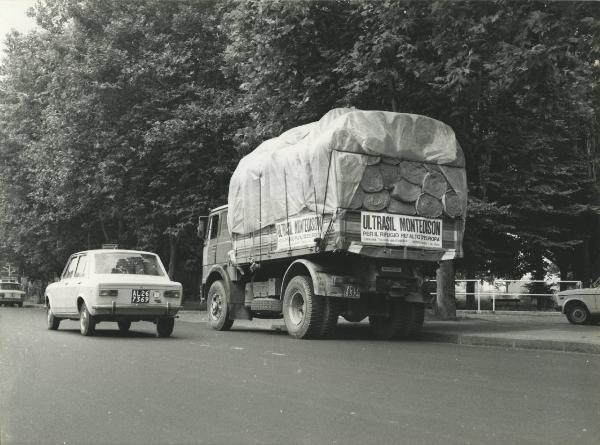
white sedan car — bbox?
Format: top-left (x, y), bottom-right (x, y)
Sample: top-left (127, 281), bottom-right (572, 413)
top-left (45, 249), bottom-right (183, 337)
top-left (554, 280), bottom-right (600, 325)
top-left (0, 280), bottom-right (26, 307)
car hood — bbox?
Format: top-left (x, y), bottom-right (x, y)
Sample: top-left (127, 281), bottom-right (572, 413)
top-left (556, 288), bottom-right (599, 297)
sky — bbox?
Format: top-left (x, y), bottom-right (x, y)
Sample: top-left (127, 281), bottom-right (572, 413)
top-left (0, 0), bottom-right (38, 57)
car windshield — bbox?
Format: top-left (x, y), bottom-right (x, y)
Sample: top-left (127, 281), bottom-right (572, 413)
top-left (0, 283), bottom-right (20, 290)
top-left (94, 252), bottom-right (164, 276)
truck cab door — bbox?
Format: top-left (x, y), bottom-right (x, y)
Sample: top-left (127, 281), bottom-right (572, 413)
top-left (215, 210), bottom-right (233, 265)
top-left (206, 213), bottom-right (220, 265)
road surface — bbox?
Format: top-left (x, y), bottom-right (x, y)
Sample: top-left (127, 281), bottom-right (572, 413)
top-left (1, 307), bottom-right (599, 444)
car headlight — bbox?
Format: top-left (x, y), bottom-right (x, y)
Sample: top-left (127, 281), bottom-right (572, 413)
top-left (164, 290), bottom-right (181, 299)
top-left (99, 289), bottom-right (118, 297)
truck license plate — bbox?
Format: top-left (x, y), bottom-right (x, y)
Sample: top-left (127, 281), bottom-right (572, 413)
top-left (131, 289), bottom-right (150, 303)
top-left (343, 284), bottom-right (360, 298)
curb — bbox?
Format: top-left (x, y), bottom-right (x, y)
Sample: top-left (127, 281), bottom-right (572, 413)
top-left (420, 332), bottom-right (600, 355)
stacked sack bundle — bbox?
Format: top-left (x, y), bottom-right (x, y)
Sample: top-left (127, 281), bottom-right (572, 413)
top-left (348, 156), bottom-right (465, 219)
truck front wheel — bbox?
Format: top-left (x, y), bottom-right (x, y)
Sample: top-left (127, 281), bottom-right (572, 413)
top-left (208, 280), bottom-right (234, 331)
top-left (283, 275), bottom-right (325, 339)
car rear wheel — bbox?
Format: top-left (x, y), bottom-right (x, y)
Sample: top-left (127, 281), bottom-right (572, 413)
top-left (47, 306), bottom-right (60, 330)
top-left (79, 302), bottom-right (96, 336)
top-left (118, 321), bottom-right (131, 334)
top-left (156, 318), bottom-right (174, 337)
top-left (566, 304), bottom-right (590, 325)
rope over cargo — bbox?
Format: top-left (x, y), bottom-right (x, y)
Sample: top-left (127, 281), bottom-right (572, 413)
top-left (228, 108), bottom-right (467, 235)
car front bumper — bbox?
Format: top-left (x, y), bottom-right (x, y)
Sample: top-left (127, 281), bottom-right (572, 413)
top-left (0, 297), bottom-right (24, 304)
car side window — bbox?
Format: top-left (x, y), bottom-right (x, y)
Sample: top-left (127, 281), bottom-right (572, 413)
top-left (209, 214), bottom-right (220, 240)
top-left (63, 257), bottom-right (79, 279)
top-left (74, 255), bottom-right (87, 278)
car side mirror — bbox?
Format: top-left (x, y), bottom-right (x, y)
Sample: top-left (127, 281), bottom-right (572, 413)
top-left (197, 216), bottom-right (208, 241)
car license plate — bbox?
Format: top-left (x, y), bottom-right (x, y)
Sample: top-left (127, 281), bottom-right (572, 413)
top-left (131, 289), bottom-right (150, 303)
top-left (343, 284), bottom-right (360, 298)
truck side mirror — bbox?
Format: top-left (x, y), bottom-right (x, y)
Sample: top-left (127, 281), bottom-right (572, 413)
top-left (197, 216), bottom-right (208, 241)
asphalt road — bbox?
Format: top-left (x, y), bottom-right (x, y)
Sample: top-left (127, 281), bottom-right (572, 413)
top-left (1, 307), bottom-right (599, 445)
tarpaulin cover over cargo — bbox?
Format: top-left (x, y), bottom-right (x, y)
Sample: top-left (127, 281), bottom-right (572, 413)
top-left (227, 108), bottom-right (467, 236)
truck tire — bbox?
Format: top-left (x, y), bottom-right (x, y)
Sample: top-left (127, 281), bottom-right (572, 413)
top-left (319, 297), bottom-right (340, 339)
top-left (396, 303), bottom-right (425, 339)
top-left (283, 275), bottom-right (325, 339)
top-left (369, 301), bottom-right (421, 340)
top-left (208, 280), bottom-right (234, 331)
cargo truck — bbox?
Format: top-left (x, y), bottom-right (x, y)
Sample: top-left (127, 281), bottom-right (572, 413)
top-left (198, 108), bottom-right (466, 339)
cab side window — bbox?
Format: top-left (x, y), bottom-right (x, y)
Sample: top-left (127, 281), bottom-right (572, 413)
top-left (63, 257), bottom-right (79, 279)
top-left (209, 214), bottom-right (220, 240)
top-left (74, 255), bottom-right (87, 278)
top-left (219, 211), bottom-right (228, 239)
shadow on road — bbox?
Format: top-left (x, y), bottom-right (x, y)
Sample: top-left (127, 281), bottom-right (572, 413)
top-left (55, 328), bottom-right (172, 340)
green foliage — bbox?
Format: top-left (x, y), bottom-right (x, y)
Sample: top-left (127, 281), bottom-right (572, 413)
top-left (0, 0), bottom-right (599, 291)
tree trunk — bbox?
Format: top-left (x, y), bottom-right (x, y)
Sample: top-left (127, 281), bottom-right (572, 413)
top-left (590, 211), bottom-right (600, 284)
top-left (99, 218), bottom-right (110, 242)
top-left (435, 260), bottom-right (456, 319)
top-left (466, 278), bottom-right (476, 310)
top-left (168, 235), bottom-right (177, 280)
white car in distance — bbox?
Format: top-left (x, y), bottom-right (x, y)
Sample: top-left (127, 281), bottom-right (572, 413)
top-left (45, 249), bottom-right (183, 337)
top-left (554, 278), bottom-right (600, 325)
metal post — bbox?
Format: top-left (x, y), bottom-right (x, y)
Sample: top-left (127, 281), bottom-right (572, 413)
top-left (492, 280), bottom-right (496, 312)
top-left (476, 281), bottom-right (481, 313)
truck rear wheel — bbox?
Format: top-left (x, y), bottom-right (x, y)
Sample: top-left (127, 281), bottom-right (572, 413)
top-left (369, 301), bottom-right (424, 340)
top-left (208, 280), bottom-right (234, 331)
top-left (319, 297), bottom-right (340, 339)
top-left (283, 275), bottom-right (324, 339)
top-left (396, 303), bottom-right (425, 339)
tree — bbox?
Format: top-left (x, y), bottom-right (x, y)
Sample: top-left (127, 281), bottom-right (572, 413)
top-left (0, 0), bottom-right (240, 295)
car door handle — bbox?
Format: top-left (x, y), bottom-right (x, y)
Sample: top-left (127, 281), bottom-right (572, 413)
top-left (76, 282), bottom-right (82, 285)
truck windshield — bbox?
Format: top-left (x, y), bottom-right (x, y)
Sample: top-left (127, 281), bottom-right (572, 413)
top-left (0, 283), bottom-right (20, 290)
top-left (94, 253), bottom-right (164, 276)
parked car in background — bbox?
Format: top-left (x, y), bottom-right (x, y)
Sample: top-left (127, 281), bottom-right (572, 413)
top-left (554, 278), bottom-right (600, 325)
top-left (45, 248), bottom-right (183, 337)
top-left (0, 278), bottom-right (25, 307)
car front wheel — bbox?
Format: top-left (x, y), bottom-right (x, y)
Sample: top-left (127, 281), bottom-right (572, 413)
top-left (79, 302), bottom-right (96, 336)
top-left (566, 303), bottom-right (590, 325)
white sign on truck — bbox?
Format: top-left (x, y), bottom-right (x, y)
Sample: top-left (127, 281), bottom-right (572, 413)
top-left (276, 214), bottom-right (323, 250)
top-left (361, 212), bottom-right (443, 249)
